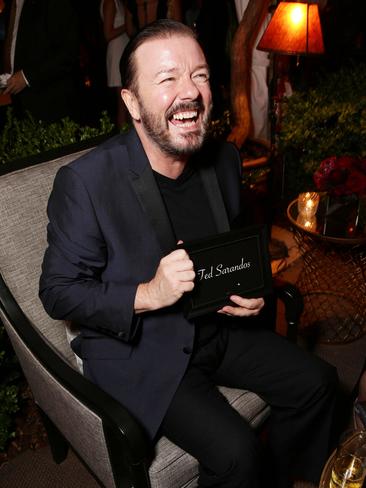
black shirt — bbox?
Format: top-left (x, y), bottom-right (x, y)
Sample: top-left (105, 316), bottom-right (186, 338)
top-left (153, 164), bottom-right (222, 347)
top-left (153, 164), bottom-right (217, 242)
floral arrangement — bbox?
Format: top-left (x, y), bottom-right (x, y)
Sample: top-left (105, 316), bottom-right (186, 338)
top-left (313, 155), bottom-right (366, 197)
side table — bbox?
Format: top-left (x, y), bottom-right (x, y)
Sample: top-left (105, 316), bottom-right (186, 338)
top-left (287, 197), bottom-right (366, 344)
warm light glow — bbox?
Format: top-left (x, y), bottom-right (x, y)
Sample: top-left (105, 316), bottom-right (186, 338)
top-left (290, 5), bottom-right (305, 26)
top-left (257, 1), bottom-right (324, 55)
top-left (296, 214), bottom-right (317, 231)
top-left (298, 192), bottom-right (320, 218)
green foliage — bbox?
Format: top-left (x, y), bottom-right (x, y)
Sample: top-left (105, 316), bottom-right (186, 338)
top-left (209, 110), bottom-right (232, 140)
top-left (0, 109), bottom-right (116, 165)
top-left (0, 324), bottom-right (20, 451)
top-left (278, 63), bottom-right (366, 197)
top-left (0, 385), bottom-right (19, 451)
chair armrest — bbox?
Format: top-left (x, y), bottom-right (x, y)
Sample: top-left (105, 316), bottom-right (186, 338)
top-left (0, 275), bottom-right (150, 475)
top-left (273, 277), bottom-right (304, 342)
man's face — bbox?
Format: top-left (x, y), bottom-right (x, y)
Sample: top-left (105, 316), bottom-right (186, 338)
top-left (130, 35), bottom-right (212, 157)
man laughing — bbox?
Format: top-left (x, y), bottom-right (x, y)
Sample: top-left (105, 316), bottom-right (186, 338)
top-left (40, 20), bottom-right (337, 488)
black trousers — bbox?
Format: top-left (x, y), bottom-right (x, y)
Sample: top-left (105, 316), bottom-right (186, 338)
top-left (159, 326), bottom-right (338, 488)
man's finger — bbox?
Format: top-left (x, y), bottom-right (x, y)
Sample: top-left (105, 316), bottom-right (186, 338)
top-left (228, 296), bottom-right (264, 310)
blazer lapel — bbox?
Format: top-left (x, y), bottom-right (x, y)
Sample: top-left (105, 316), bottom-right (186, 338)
top-left (125, 131), bottom-right (176, 255)
top-left (124, 130), bottom-right (230, 254)
top-left (199, 165), bottom-right (230, 233)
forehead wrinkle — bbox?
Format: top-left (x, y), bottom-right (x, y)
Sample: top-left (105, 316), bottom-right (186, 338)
top-left (154, 66), bottom-right (178, 78)
top-left (154, 63), bottom-right (210, 80)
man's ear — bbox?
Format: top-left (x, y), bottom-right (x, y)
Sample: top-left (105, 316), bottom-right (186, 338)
top-left (121, 89), bottom-right (140, 121)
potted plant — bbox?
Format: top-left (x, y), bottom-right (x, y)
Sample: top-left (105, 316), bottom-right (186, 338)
top-left (278, 62), bottom-right (366, 198)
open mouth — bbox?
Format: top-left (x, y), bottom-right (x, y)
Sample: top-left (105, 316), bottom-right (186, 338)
top-left (169, 110), bottom-right (199, 128)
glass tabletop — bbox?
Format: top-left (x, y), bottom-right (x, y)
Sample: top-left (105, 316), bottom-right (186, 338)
top-left (287, 195), bottom-right (366, 246)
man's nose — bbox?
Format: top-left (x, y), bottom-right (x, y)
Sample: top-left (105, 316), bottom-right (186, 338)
top-left (178, 76), bottom-right (200, 100)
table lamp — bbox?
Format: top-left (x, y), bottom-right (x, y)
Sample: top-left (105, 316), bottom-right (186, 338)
top-left (256, 1), bottom-right (325, 198)
top-left (257, 1), bottom-right (324, 58)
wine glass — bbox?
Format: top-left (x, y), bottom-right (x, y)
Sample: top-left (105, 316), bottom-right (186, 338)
top-left (330, 430), bottom-right (366, 488)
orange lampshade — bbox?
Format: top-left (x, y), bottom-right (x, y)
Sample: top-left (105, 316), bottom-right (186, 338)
top-left (257, 1), bottom-right (324, 55)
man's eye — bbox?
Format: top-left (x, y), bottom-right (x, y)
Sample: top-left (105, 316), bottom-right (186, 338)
top-left (160, 77), bottom-right (175, 84)
top-left (194, 73), bottom-right (209, 82)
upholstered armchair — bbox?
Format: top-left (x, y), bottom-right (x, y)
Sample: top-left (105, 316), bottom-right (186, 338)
top-left (0, 146), bottom-right (303, 488)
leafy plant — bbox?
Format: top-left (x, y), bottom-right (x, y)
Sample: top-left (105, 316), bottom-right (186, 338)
top-left (0, 109), bottom-right (116, 165)
top-left (0, 324), bottom-right (21, 451)
top-left (278, 63), bottom-right (366, 197)
top-left (0, 385), bottom-right (19, 451)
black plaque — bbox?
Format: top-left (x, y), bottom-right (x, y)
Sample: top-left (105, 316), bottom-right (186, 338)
top-left (178, 225), bottom-right (273, 319)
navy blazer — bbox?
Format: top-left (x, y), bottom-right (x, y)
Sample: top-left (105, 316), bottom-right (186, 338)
top-left (39, 129), bottom-right (242, 439)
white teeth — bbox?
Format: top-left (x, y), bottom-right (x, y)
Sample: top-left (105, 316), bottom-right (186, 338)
top-left (172, 111), bottom-right (197, 120)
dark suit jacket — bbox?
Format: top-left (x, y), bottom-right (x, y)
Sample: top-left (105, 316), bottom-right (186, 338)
top-left (13, 0), bottom-right (79, 121)
top-left (39, 129), bottom-right (242, 439)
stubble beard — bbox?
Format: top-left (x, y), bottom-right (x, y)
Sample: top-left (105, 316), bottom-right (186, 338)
top-left (137, 97), bottom-right (212, 158)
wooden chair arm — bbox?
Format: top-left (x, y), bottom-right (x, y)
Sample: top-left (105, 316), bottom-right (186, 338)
top-left (273, 277), bottom-right (304, 342)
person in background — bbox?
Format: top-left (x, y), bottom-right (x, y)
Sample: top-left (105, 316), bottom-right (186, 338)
top-left (100, 0), bottom-right (129, 128)
top-left (1, 0), bottom-right (80, 123)
top-left (124, 0), bottom-right (182, 36)
top-left (40, 20), bottom-right (338, 488)
top-left (234, 0), bottom-right (271, 142)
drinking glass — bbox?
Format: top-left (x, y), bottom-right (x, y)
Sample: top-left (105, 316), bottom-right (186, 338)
top-left (330, 430), bottom-right (366, 488)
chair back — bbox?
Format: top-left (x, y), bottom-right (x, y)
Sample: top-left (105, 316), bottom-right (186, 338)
top-left (0, 149), bottom-right (92, 366)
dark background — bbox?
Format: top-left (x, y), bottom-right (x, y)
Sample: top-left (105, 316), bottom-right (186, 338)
top-left (0, 0), bottom-right (365, 127)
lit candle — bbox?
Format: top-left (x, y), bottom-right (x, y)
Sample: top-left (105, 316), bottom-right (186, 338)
top-left (298, 192), bottom-right (320, 218)
top-left (296, 214), bottom-right (317, 231)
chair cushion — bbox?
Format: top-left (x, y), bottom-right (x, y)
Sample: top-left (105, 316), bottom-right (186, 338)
top-left (149, 387), bottom-right (269, 488)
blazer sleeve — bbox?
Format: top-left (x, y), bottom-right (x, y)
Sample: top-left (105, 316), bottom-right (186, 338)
top-left (39, 165), bottom-right (140, 343)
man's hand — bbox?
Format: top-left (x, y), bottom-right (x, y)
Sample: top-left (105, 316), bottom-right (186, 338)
top-left (217, 296), bottom-right (264, 317)
top-left (4, 71), bottom-right (27, 95)
top-left (135, 248), bottom-right (195, 313)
